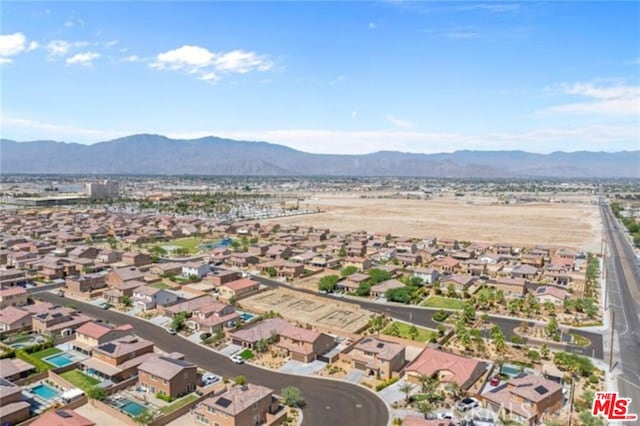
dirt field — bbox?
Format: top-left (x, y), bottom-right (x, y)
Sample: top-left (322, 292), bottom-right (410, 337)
top-left (240, 288), bottom-right (372, 334)
top-left (265, 195), bottom-right (602, 252)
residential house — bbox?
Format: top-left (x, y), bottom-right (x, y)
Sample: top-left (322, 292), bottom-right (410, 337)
top-left (69, 246), bottom-right (99, 259)
top-left (370, 279), bottom-right (406, 298)
top-left (481, 374), bottom-right (563, 426)
top-left (0, 306), bottom-right (32, 333)
top-left (65, 273), bottom-right (107, 295)
top-left (274, 325), bottom-right (335, 363)
top-left (346, 337), bottom-right (405, 379)
top-left (138, 353), bottom-right (198, 399)
top-left (182, 261), bottom-right (209, 279)
top-left (97, 249), bottom-right (122, 264)
top-left (0, 377), bottom-right (30, 426)
top-left (494, 243), bottom-right (513, 255)
top-left (193, 383), bottom-right (285, 426)
top-left (187, 300), bottom-right (240, 334)
top-left (132, 286), bottom-right (179, 311)
top-left (412, 267), bottom-right (439, 285)
top-left (437, 239), bottom-right (459, 251)
top-left (534, 286), bottom-right (567, 305)
top-left (543, 265), bottom-right (572, 286)
top-left (266, 245), bottom-right (292, 260)
top-left (405, 347), bottom-right (487, 390)
top-left (25, 303), bottom-right (91, 337)
top-left (0, 358), bottom-right (35, 381)
top-left (396, 252), bottom-right (422, 266)
top-left (72, 322), bottom-right (134, 354)
top-left (461, 260), bottom-right (487, 276)
top-left (30, 410), bottom-right (95, 426)
top-left (227, 253), bottom-right (259, 268)
top-left (230, 318), bottom-right (289, 348)
top-left (431, 256), bottom-right (461, 273)
top-left (122, 252), bottom-right (152, 267)
top-left (337, 273), bottom-right (370, 293)
top-left (218, 279), bottom-right (260, 302)
top-left (491, 277), bottom-right (526, 298)
top-left (0, 287), bottom-right (28, 309)
top-left (106, 266), bottom-right (146, 287)
top-left (440, 275), bottom-right (475, 293)
top-left (38, 258), bottom-right (77, 280)
top-left (343, 257), bottom-right (372, 272)
top-left (521, 254), bottom-right (545, 267)
top-left (248, 244), bottom-right (270, 256)
top-left (150, 262), bottom-right (183, 277)
top-left (511, 265), bottom-right (539, 280)
top-left (258, 260), bottom-right (304, 278)
top-left (82, 335), bottom-right (155, 382)
top-left (206, 269), bottom-right (242, 287)
top-left (0, 270), bottom-right (28, 288)
top-left (103, 279), bottom-right (145, 304)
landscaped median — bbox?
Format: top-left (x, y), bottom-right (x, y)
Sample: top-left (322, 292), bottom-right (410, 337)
top-left (421, 296), bottom-right (464, 310)
top-left (382, 321), bottom-right (437, 343)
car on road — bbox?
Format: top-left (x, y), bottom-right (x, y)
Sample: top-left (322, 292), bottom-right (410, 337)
top-left (456, 397), bottom-right (480, 411)
top-left (166, 328), bottom-right (177, 335)
top-left (437, 412), bottom-right (454, 420)
top-left (230, 354), bottom-right (245, 364)
top-left (56, 290), bottom-right (65, 297)
top-left (99, 302), bottom-right (110, 310)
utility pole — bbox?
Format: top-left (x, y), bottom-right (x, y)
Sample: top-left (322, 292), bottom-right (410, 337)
top-left (609, 309), bottom-right (616, 372)
top-left (568, 376), bottom-right (576, 426)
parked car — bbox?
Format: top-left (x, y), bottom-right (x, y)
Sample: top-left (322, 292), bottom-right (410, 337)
top-left (437, 412), bottom-right (454, 420)
top-left (57, 290), bottom-right (65, 297)
top-left (166, 328), bottom-right (177, 335)
top-left (230, 354), bottom-right (244, 364)
top-left (99, 302), bottom-right (110, 310)
top-left (490, 375), bottom-right (500, 386)
top-left (202, 374), bottom-right (220, 386)
top-left (457, 397), bottom-right (480, 411)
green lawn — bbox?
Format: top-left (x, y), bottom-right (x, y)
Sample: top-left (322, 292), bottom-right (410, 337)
top-left (31, 347), bottom-right (62, 360)
top-left (150, 282), bottom-right (171, 290)
top-left (60, 370), bottom-right (100, 392)
top-left (382, 321), bottom-right (437, 343)
top-left (421, 296), bottom-right (464, 310)
top-left (240, 349), bottom-right (255, 360)
top-left (168, 237), bottom-right (203, 254)
top-left (159, 394), bottom-right (199, 415)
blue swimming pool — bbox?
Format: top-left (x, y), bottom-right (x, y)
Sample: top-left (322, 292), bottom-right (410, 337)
top-left (31, 383), bottom-right (59, 400)
top-left (44, 353), bottom-right (74, 368)
top-left (501, 364), bottom-right (523, 377)
top-left (120, 399), bottom-right (147, 417)
top-left (239, 312), bottom-right (256, 322)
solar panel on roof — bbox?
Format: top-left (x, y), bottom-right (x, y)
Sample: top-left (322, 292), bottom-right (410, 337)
top-left (56, 410), bottom-right (72, 418)
top-left (100, 343), bottom-right (116, 354)
top-left (376, 343), bottom-right (385, 349)
top-left (215, 397), bottom-right (232, 408)
top-left (534, 385), bottom-right (549, 395)
top-left (361, 338), bottom-right (371, 344)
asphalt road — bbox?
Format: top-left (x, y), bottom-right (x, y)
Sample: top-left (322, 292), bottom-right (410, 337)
top-left (35, 292), bottom-right (390, 426)
top-left (250, 274), bottom-right (604, 359)
top-left (601, 202), bottom-right (640, 415)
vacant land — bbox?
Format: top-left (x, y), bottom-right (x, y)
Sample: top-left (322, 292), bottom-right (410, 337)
top-left (241, 288), bottom-right (372, 334)
top-left (264, 196), bottom-right (601, 251)
top-left (382, 321), bottom-right (437, 342)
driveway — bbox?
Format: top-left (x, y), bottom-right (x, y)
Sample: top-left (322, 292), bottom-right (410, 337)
top-left (149, 315), bottom-right (172, 327)
top-left (344, 368), bottom-right (366, 384)
top-left (219, 343), bottom-right (243, 357)
top-left (378, 378), bottom-right (413, 404)
top-left (279, 359), bottom-right (326, 375)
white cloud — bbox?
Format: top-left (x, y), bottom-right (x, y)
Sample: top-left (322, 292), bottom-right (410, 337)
top-left (65, 51), bottom-right (100, 66)
top-left (0, 33), bottom-right (27, 61)
top-left (368, 22), bottom-right (377, 30)
top-left (0, 114), bottom-right (126, 141)
top-left (27, 41), bottom-right (39, 51)
top-left (64, 18), bottom-right (85, 28)
top-left (122, 55), bottom-right (140, 62)
top-left (44, 40), bottom-right (89, 57)
top-left (151, 45), bottom-right (273, 83)
top-left (539, 82), bottom-right (640, 116)
top-left (385, 114), bottom-right (416, 129)
top-left (0, 58), bottom-right (13, 64)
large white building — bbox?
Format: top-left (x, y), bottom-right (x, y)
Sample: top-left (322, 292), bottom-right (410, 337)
top-left (85, 180), bottom-right (119, 199)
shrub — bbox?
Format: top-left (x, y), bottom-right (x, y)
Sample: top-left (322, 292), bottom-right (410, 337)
top-left (88, 386), bottom-right (107, 401)
top-left (589, 374), bottom-right (599, 384)
top-left (0, 348), bottom-right (16, 359)
top-left (156, 391), bottom-right (174, 402)
top-left (433, 310), bottom-right (449, 322)
top-left (375, 377), bottom-right (399, 391)
top-left (15, 350), bottom-right (50, 372)
top-left (200, 333), bottom-right (211, 341)
top-left (510, 335), bottom-right (525, 344)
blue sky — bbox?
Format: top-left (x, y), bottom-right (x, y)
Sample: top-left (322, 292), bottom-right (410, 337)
top-left (1, 1), bottom-right (639, 154)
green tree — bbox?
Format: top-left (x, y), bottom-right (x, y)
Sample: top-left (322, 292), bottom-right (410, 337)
top-left (266, 266), bottom-right (277, 278)
top-left (368, 269), bottom-right (391, 283)
top-left (415, 401), bottom-right (434, 417)
top-left (88, 386), bottom-right (107, 401)
top-left (318, 275), bottom-right (340, 292)
top-left (281, 386), bottom-right (305, 407)
top-left (446, 284), bottom-right (457, 298)
top-left (409, 276), bottom-right (424, 287)
top-left (547, 317), bottom-right (560, 341)
top-left (134, 410), bottom-right (155, 425)
top-left (356, 282), bottom-right (371, 296)
top-left (387, 322), bottom-right (401, 337)
top-left (579, 410), bottom-right (604, 426)
top-left (171, 311), bottom-right (188, 331)
top-left (462, 302), bottom-right (476, 324)
top-left (234, 375), bottom-right (247, 386)
top-left (540, 343), bottom-right (550, 360)
top-left (255, 338), bottom-right (268, 353)
top-left (338, 247), bottom-right (347, 257)
top-left (341, 266), bottom-right (358, 277)
top-left (119, 295), bottom-right (132, 307)
top-left (399, 382), bottom-right (415, 403)
top-left (385, 287), bottom-right (412, 303)
top-left (408, 324), bottom-right (419, 341)
top-left (370, 315), bottom-right (384, 332)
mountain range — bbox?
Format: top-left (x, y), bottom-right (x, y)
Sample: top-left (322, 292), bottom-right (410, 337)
top-left (1, 134), bottom-right (638, 177)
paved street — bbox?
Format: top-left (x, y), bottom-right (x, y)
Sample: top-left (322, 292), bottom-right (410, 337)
top-left (251, 274), bottom-right (604, 359)
top-left (35, 292), bottom-right (390, 426)
top-left (601, 202), bottom-right (640, 415)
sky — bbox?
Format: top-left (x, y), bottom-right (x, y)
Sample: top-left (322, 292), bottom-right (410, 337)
top-left (1, 1), bottom-right (639, 154)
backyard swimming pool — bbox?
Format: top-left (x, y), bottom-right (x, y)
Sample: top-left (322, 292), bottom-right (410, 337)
top-left (44, 353), bottom-right (74, 368)
top-left (238, 311), bottom-right (257, 322)
top-left (31, 383), bottom-right (59, 400)
top-left (119, 399), bottom-right (148, 417)
top-left (501, 364), bottom-right (524, 377)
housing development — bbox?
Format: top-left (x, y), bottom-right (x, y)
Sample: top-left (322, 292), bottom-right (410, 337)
top-left (0, 176), bottom-right (638, 426)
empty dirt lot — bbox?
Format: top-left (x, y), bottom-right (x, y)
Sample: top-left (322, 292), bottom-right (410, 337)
top-left (240, 288), bottom-right (372, 334)
top-left (265, 195), bottom-right (602, 252)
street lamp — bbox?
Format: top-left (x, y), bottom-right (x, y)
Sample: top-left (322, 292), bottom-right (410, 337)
top-left (604, 304), bottom-right (616, 372)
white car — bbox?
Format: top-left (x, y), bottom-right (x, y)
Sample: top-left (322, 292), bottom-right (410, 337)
top-left (230, 354), bottom-right (244, 364)
top-left (166, 328), bottom-right (177, 335)
top-left (437, 412), bottom-right (454, 420)
top-left (456, 397), bottom-right (480, 411)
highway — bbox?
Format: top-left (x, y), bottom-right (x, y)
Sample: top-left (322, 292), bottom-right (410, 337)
top-left (35, 292), bottom-right (390, 426)
top-left (249, 274), bottom-right (604, 359)
top-left (601, 202), bottom-right (640, 415)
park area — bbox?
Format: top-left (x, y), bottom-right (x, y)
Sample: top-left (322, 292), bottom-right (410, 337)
top-left (263, 195), bottom-right (602, 251)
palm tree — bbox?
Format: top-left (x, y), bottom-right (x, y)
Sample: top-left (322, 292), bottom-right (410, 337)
top-left (399, 382), bottom-right (415, 403)
top-left (416, 374), bottom-right (434, 393)
top-left (416, 401), bottom-right (434, 417)
top-left (446, 382), bottom-right (464, 400)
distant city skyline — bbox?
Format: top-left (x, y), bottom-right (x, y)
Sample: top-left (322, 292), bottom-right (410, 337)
top-left (1, 1), bottom-right (639, 154)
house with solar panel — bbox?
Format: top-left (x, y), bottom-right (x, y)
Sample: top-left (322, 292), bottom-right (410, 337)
top-left (192, 383), bottom-right (287, 426)
top-left (481, 373), bottom-right (563, 425)
top-left (137, 352), bottom-right (198, 399)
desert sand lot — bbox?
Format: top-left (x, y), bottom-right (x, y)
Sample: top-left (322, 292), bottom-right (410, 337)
top-left (265, 196), bottom-right (602, 252)
top-left (240, 288), bottom-right (372, 334)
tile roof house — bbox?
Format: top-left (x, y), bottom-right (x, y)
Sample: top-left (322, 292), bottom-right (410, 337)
top-left (132, 285), bottom-right (179, 311)
top-left (405, 347), bottom-right (487, 390)
top-left (0, 377), bottom-right (30, 426)
top-left (370, 279), bottom-right (406, 298)
top-left (0, 287), bottom-right (28, 309)
top-left (0, 358), bottom-right (35, 381)
top-left (193, 383), bottom-right (285, 426)
top-left (30, 409), bottom-right (95, 426)
top-left (82, 335), bottom-right (155, 382)
top-left (230, 318), bottom-right (289, 348)
top-left (0, 306), bottom-right (32, 332)
top-left (274, 325), bottom-right (335, 363)
top-left (440, 274), bottom-right (475, 293)
top-left (138, 353), bottom-right (198, 398)
top-left (218, 278), bottom-right (261, 302)
top-left (481, 374), bottom-right (563, 426)
top-left (73, 322), bottom-right (134, 352)
top-left (25, 303), bottom-right (92, 337)
top-left (106, 266), bottom-right (146, 286)
top-left (534, 286), bottom-right (568, 305)
top-left (186, 300), bottom-right (240, 334)
top-left (346, 337), bottom-right (405, 379)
